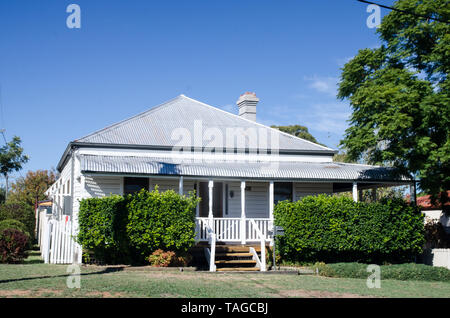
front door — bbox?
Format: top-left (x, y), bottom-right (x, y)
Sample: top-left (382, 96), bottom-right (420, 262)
top-left (198, 182), bottom-right (223, 217)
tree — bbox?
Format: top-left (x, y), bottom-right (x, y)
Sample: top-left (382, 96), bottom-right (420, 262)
top-left (0, 136), bottom-right (29, 200)
top-left (337, 0), bottom-right (449, 205)
top-left (332, 151), bottom-right (356, 163)
top-left (271, 124), bottom-right (326, 146)
top-left (7, 170), bottom-right (56, 210)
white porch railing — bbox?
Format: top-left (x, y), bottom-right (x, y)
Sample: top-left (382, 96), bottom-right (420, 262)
top-left (249, 219), bottom-right (267, 272)
top-left (196, 217), bottom-right (271, 243)
top-left (202, 220), bottom-right (216, 272)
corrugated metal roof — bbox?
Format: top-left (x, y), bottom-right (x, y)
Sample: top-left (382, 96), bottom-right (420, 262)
top-left (75, 95), bottom-right (334, 153)
top-left (80, 154), bottom-right (411, 182)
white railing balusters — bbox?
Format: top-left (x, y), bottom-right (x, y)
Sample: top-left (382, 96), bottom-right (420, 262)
top-left (196, 217), bottom-right (271, 243)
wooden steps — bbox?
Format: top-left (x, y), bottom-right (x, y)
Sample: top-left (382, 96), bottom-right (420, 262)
top-left (215, 259), bottom-right (257, 265)
top-left (216, 252), bottom-right (253, 257)
top-left (215, 246), bottom-right (261, 253)
top-left (216, 267), bottom-right (260, 272)
top-left (208, 244), bottom-right (265, 272)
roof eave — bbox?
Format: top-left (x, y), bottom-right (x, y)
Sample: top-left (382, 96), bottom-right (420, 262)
top-left (69, 141), bottom-right (338, 156)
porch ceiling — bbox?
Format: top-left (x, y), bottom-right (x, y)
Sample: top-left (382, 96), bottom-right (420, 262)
top-left (80, 154), bottom-right (412, 183)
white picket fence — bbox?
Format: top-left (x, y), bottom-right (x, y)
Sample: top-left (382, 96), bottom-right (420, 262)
top-left (41, 216), bottom-right (78, 264)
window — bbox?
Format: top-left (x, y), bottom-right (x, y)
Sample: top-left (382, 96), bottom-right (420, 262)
top-left (124, 177), bottom-right (149, 195)
top-left (274, 182), bottom-right (293, 204)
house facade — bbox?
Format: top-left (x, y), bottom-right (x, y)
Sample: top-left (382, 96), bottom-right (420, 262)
top-left (44, 93), bottom-right (413, 269)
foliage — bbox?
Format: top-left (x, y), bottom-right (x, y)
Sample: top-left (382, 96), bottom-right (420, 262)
top-left (332, 151), bottom-right (356, 163)
top-left (0, 219), bottom-right (30, 238)
top-left (271, 124), bottom-right (325, 146)
top-left (7, 170), bottom-right (56, 210)
top-left (0, 203), bottom-right (35, 239)
top-left (333, 186), bottom-right (407, 204)
top-left (274, 194), bottom-right (425, 263)
top-left (77, 195), bottom-right (129, 264)
top-left (337, 0), bottom-right (450, 205)
top-left (0, 229), bottom-right (29, 263)
top-left (127, 188), bottom-right (200, 263)
top-left (314, 262), bottom-right (450, 282)
top-left (0, 136), bottom-right (29, 195)
top-left (148, 249), bottom-right (192, 267)
top-left (77, 188), bottom-right (199, 264)
top-left (424, 219), bottom-right (450, 249)
top-left (0, 187), bottom-right (5, 204)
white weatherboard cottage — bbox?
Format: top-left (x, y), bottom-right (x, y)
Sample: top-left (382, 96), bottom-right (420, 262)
top-left (43, 93), bottom-right (413, 271)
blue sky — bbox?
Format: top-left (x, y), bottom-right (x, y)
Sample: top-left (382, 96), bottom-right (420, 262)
top-left (0, 0), bottom-right (389, 182)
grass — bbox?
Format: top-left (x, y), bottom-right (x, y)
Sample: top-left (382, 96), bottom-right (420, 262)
top-left (0, 252), bottom-right (450, 298)
top-left (313, 262), bottom-right (450, 282)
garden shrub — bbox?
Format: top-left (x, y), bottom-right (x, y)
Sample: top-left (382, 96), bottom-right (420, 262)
top-left (424, 219), bottom-right (450, 248)
top-left (274, 195), bottom-right (425, 264)
top-left (0, 219), bottom-right (30, 238)
top-left (0, 203), bottom-right (35, 239)
top-left (0, 229), bottom-right (29, 263)
top-left (149, 249), bottom-right (176, 267)
top-left (314, 262), bottom-right (450, 282)
top-left (148, 249), bottom-right (191, 267)
top-left (127, 187), bottom-right (200, 263)
top-left (77, 188), bottom-right (199, 265)
top-left (77, 195), bottom-right (129, 264)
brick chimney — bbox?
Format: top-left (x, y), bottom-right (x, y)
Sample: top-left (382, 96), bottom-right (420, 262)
top-left (236, 92), bottom-right (259, 122)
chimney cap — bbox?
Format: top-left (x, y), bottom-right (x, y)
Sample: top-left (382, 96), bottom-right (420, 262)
top-left (236, 92), bottom-right (259, 105)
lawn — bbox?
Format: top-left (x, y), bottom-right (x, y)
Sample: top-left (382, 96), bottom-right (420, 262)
top-left (0, 251), bottom-right (449, 298)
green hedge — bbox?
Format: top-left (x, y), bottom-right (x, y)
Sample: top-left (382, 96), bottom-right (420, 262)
top-left (0, 203), bottom-right (35, 239)
top-left (0, 219), bottom-right (30, 238)
top-left (274, 195), bottom-right (425, 264)
top-left (315, 262), bottom-right (450, 282)
top-left (77, 188), bottom-right (199, 264)
top-left (127, 188), bottom-right (200, 263)
top-left (77, 195), bottom-right (129, 264)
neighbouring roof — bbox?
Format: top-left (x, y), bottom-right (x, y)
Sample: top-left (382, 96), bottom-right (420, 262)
top-left (38, 200), bottom-right (52, 207)
top-left (80, 154), bottom-right (412, 182)
top-left (74, 95), bottom-right (335, 153)
top-left (415, 191), bottom-right (450, 210)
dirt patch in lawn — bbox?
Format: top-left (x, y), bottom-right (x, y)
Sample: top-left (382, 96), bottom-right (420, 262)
top-left (141, 271), bottom-right (246, 282)
top-left (84, 291), bottom-right (126, 298)
top-left (278, 289), bottom-right (376, 298)
top-left (0, 289), bottom-right (63, 298)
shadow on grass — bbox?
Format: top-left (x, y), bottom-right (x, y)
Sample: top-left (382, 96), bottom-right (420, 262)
top-left (0, 266), bottom-right (125, 284)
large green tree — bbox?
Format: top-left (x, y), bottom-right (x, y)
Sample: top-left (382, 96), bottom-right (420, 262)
top-left (0, 136), bottom-right (29, 199)
top-left (271, 124), bottom-right (325, 146)
top-left (338, 0), bottom-right (449, 204)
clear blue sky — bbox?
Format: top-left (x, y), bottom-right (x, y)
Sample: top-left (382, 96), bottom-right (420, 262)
top-left (0, 0), bottom-right (390, 182)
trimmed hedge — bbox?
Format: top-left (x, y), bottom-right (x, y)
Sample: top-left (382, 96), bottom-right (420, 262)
top-left (127, 188), bottom-right (200, 263)
top-left (0, 219), bottom-right (30, 238)
top-left (77, 195), bottom-right (129, 264)
top-left (315, 262), bottom-right (450, 282)
top-left (0, 203), bottom-right (35, 239)
top-left (77, 188), bottom-right (199, 264)
top-left (274, 195), bottom-right (425, 264)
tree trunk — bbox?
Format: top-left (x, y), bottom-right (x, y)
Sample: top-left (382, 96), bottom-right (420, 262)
top-left (4, 173), bottom-right (8, 201)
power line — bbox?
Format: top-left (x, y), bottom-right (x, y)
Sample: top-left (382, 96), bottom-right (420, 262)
top-left (0, 84), bottom-right (4, 134)
top-left (357, 0), bottom-right (450, 24)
